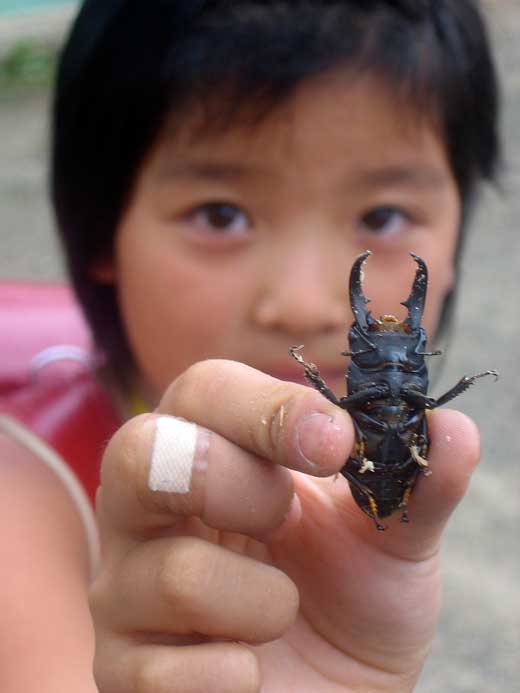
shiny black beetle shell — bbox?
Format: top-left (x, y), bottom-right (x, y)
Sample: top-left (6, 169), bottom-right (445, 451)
top-left (290, 251), bottom-right (497, 530)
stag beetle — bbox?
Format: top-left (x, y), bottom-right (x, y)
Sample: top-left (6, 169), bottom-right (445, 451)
top-left (290, 251), bottom-right (498, 531)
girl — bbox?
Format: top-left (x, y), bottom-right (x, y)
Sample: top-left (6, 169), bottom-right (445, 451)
top-left (0, 1), bottom-right (500, 691)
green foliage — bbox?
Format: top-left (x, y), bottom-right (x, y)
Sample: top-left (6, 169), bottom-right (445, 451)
top-left (0, 40), bottom-right (57, 91)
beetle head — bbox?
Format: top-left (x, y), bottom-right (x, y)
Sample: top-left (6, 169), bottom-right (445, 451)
top-left (345, 251), bottom-right (431, 372)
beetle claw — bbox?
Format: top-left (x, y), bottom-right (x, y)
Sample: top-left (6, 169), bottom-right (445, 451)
top-left (402, 253), bottom-right (428, 331)
top-left (349, 250), bottom-right (375, 332)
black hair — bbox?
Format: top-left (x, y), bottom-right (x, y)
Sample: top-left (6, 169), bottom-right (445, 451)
top-left (51, 0), bottom-right (501, 371)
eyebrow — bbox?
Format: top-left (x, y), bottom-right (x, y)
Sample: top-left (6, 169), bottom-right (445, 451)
top-left (154, 160), bottom-right (450, 192)
top-left (352, 165), bottom-right (449, 190)
top-left (155, 161), bottom-right (269, 184)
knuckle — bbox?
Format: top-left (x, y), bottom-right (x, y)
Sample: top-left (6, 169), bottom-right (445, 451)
top-left (252, 386), bottom-right (328, 464)
top-left (228, 645), bottom-right (262, 693)
top-left (92, 636), bottom-right (128, 693)
top-left (89, 568), bottom-right (130, 633)
top-left (163, 359), bottom-right (231, 410)
top-left (248, 383), bottom-right (293, 458)
top-left (88, 567), bottom-right (121, 627)
top-left (92, 654), bottom-right (111, 693)
top-left (174, 358), bottom-right (218, 391)
top-left (278, 572), bottom-right (300, 621)
top-left (134, 656), bottom-right (163, 693)
top-left (100, 414), bottom-right (151, 490)
top-left (156, 537), bottom-right (209, 611)
top-left (134, 644), bottom-right (261, 693)
top-left (252, 570), bottom-right (299, 641)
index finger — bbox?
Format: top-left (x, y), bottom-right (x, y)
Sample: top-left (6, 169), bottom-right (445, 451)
top-left (97, 360), bottom-right (353, 542)
top-left (159, 359), bottom-right (354, 477)
top-left (97, 413), bottom-right (296, 540)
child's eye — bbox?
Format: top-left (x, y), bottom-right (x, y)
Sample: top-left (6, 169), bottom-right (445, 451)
top-left (186, 202), bottom-right (250, 235)
top-left (358, 206), bottom-right (411, 236)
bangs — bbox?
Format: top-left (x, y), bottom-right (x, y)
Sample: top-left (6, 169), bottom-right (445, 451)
top-left (150, 1), bottom-right (497, 197)
top-left (159, 3), bottom-right (444, 135)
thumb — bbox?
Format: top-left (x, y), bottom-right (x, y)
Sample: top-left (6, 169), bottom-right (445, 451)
top-left (370, 409), bottom-right (481, 561)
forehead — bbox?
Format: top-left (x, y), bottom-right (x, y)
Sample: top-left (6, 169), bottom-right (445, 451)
top-left (148, 71), bottom-right (452, 188)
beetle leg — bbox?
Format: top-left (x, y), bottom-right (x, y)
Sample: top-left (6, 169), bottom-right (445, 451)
top-left (409, 427), bottom-right (432, 476)
top-left (356, 431), bottom-right (366, 458)
top-left (399, 482), bottom-right (414, 523)
top-left (368, 501), bottom-right (386, 531)
top-left (339, 383), bottom-right (390, 411)
top-left (410, 444), bottom-right (432, 476)
top-left (430, 370), bottom-right (499, 408)
top-left (341, 467), bottom-right (386, 531)
top-left (396, 412), bottom-right (424, 433)
top-left (351, 421), bottom-right (376, 474)
top-left (289, 346), bottom-right (342, 406)
top-left (350, 410), bottom-right (389, 433)
top-left (400, 387), bottom-right (437, 409)
top-left (395, 415), bottom-right (430, 474)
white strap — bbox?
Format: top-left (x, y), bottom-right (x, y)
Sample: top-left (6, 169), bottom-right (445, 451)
top-left (0, 414), bottom-right (100, 581)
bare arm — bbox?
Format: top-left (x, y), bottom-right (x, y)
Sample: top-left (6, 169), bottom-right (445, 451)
top-left (0, 432), bottom-right (98, 693)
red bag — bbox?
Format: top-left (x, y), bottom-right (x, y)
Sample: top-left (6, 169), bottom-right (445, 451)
top-left (0, 282), bottom-right (121, 504)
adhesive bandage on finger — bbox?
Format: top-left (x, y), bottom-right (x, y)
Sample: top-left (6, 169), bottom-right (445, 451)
top-left (149, 417), bottom-right (197, 493)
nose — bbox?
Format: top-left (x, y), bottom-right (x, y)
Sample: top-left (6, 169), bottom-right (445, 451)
top-left (253, 240), bottom-right (348, 336)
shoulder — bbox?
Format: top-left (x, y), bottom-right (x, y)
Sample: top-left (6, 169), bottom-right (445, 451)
top-left (0, 428), bottom-right (99, 691)
top-left (0, 420), bottom-right (97, 579)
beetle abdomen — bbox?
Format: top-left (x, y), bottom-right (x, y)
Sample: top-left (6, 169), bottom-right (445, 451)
top-left (341, 456), bottom-right (419, 519)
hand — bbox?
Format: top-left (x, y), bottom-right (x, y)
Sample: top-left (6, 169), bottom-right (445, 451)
top-left (90, 360), bottom-right (480, 692)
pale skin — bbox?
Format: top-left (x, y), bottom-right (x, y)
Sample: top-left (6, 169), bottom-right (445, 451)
top-left (0, 433), bottom-right (97, 693)
top-left (91, 365), bottom-right (480, 692)
top-left (90, 74), bottom-right (477, 691)
top-left (0, 72), bottom-right (481, 690)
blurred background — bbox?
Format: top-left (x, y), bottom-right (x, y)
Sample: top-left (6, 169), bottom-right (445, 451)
top-left (0, 1), bottom-right (518, 690)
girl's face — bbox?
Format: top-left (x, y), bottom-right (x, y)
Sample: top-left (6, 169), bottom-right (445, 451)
top-left (108, 73), bottom-right (460, 399)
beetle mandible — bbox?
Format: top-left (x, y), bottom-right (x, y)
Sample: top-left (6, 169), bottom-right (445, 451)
top-left (289, 250), bottom-right (498, 531)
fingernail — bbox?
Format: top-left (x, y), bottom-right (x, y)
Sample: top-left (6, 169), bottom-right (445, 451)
top-left (296, 412), bottom-right (349, 469)
top-left (149, 416), bottom-right (208, 494)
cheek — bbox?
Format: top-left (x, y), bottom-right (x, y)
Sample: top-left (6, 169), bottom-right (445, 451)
top-left (423, 191), bottom-right (460, 335)
top-left (114, 229), bottom-right (248, 391)
top-left (422, 260), bottom-right (455, 336)
top-left (421, 220), bottom-right (460, 336)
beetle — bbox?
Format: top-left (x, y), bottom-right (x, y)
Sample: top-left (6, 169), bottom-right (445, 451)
top-left (290, 250), bottom-right (498, 530)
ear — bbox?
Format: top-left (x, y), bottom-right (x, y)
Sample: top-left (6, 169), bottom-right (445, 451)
top-left (89, 255), bottom-right (116, 284)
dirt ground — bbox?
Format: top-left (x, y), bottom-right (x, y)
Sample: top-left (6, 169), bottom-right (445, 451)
top-left (0, 3), bottom-right (519, 691)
